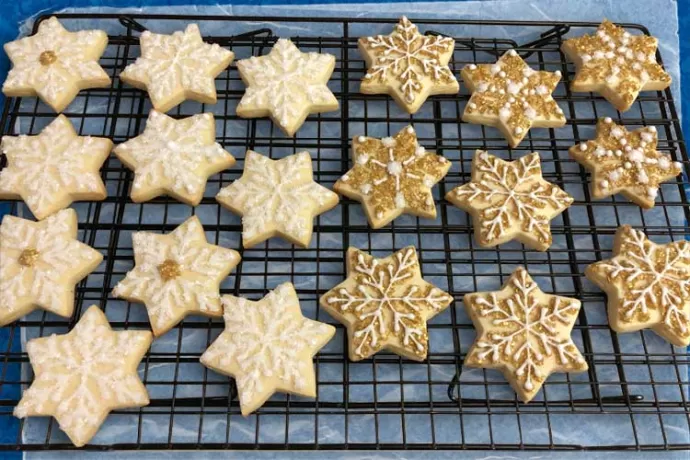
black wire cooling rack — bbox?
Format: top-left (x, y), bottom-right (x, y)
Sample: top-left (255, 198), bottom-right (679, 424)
top-left (0, 13), bottom-right (689, 452)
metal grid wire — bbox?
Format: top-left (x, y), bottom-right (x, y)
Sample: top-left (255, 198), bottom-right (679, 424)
top-left (0, 13), bottom-right (689, 452)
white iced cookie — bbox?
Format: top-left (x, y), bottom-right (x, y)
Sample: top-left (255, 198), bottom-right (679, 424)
top-left (236, 39), bottom-right (338, 136)
top-left (200, 282), bottom-right (335, 416)
top-left (359, 16), bottom-right (459, 114)
top-left (112, 216), bottom-right (240, 337)
top-left (586, 226), bottom-right (690, 347)
top-left (120, 24), bottom-right (234, 112)
top-left (216, 150), bottom-right (339, 248)
top-left (0, 115), bottom-right (113, 220)
top-left (114, 110), bottom-right (235, 206)
top-left (464, 267), bottom-right (588, 403)
top-left (14, 306), bottom-right (152, 447)
top-left (2, 16), bottom-right (110, 112)
top-left (320, 247), bottom-right (452, 361)
top-left (445, 150), bottom-right (573, 251)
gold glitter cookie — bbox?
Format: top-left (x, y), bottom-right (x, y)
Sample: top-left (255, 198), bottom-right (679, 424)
top-left (585, 226), bottom-right (690, 347)
top-left (445, 150), bottom-right (573, 251)
top-left (561, 20), bottom-right (671, 112)
top-left (201, 282), bottom-right (335, 415)
top-left (14, 305), bottom-right (152, 447)
top-left (464, 267), bottom-right (588, 402)
top-left (359, 16), bottom-right (459, 114)
top-left (334, 126), bottom-right (450, 229)
top-left (569, 118), bottom-right (681, 208)
top-left (462, 50), bottom-right (566, 147)
top-left (320, 247), bottom-right (452, 361)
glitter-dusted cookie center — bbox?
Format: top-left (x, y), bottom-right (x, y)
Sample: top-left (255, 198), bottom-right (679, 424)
top-left (18, 249), bottom-right (39, 267)
top-left (39, 50), bottom-right (57, 66)
top-left (158, 259), bottom-right (181, 281)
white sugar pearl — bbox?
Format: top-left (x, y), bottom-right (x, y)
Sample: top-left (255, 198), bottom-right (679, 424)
top-left (604, 117), bottom-right (612, 124)
top-left (468, 64), bottom-right (477, 70)
top-left (508, 49), bottom-right (517, 56)
top-left (600, 180), bottom-right (609, 188)
top-left (358, 136), bottom-right (365, 143)
top-left (514, 127), bottom-right (523, 135)
top-left (579, 143), bottom-right (588, 151)
top-left (406, 126), bottom-right (414, 134)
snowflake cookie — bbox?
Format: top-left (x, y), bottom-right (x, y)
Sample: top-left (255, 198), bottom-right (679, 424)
top-left (2, 16), bottom-right (110, 113)
top-left (200, 282), bottom-right (335, 415)
top-left (462, 50), bottom-right (566, 147)
top-left (0, 115), bottom-right (113, 220)
top-left (120, 24), bottom-right (234, 112)
top-left (586, 226), bottom-right (690, 347)
top-left (216, 150), bottom-right (339, 248)
top-left (114, 110), bottom-right (235, 206)
top-left (561, 20), bottom-right (671, 112)
top-left (14, 305), bottom-right (152, 447)
top-left (464, 267), bottom-right (588, 402)
top-left (112, 216), bottom-right (240, 337)
top-left (334, 126), bottom-right (451, 229)
top-left (569, 118), bottom-right (681, 209)
top-left (446, 150), bottom-right (573, 251)
top-left (359, 16), bottom-right (459, 114)
top-left (236, 39), bottom-right (339, 136)
top-left (320, 246), bottom-right (453, 361)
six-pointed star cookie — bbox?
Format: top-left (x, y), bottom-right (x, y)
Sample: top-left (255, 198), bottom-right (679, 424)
top-left (0, 115), bottom-right (113, 220)
top-left (561, 20), bottom-right (671, 112)
top-left (14, 305), bottom-right (152, 447)
top-left (464, 267), bottom-right (588, 402)
top-left (570, 118), bottom-right (682, 208)
top-left (216, 150), bottom-right (339, 248)
top-left (200, 282), bottom-right (335, 415)
top-left (112, 216), bottom-right (240, 337)
top-left (236, 39), bottom-right (339, 136)
top-left (586, 226), bottom-right (690, 347)
top-left (2, 16), bottom-right (111, 112)
top-left (0, 209), bottom-right (102, 326)
top-left (359, 16), bottom-right (458, 114)
top-left (334, 126), bottom-right (450, 229)
top-left (445, 151), bottom-right (573, 251)
top-left (320, 246), bottom-right (452, 361)
top-left (114, 110), bottom-right (235, 206)
top-left (462, 50), bottom-right (566, 147)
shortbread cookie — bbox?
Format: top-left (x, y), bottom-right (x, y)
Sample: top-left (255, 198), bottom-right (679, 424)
top-left (120, 24), bottom-right (234, 112)
top-left (464, 267), bottom-right (588, 402)
top-left (112, 216), bottom-right (240, 337)
top-left (334, 126), bottom-right (450, 229)
top-left (561, 20), bottom-right (671, 112)
top-left (585, 226), bottom-right (690, 347)
top-left (0, 209), bottom-right (103, 326)
top-left (114, 110), bottom-right (234, 206)
top-left (359, 16), bottom-right (459, 114)
top-left (462, 50), bottom-right (566, 147)
top-left (216, 150), bottom-right (338, 248)
top-left (320, 247), bottom-right (452, 361)
top-left (0, 115), bottom-right (113, 220)
top-left (15, 305), bottom-right (152, 447)
top-left (236, 39), bottom-right (338, 136)
top-left (445, 151), bottom-right (573, 251)
top-left (570, 118), bottom-right (681, 208)
top-left (2, 16), bottom-right (110, 112)
top-left (201, 282), bottom-right (335, 416)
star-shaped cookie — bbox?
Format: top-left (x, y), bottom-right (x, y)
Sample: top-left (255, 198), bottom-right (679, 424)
top-left (14, 305), bottom-right (152, 447)
top-left (464, 267), bottom-right (588, 402)
top-left (2, 16), bottom-right (111, 112)
top-left (320, 247), bottom-right (452, 361)
top-left (236, 39), bottom-right (339, 136)
top-left (359, 16), bottom-right (459, 113)
top-left (216, 150), bottom-right (339, 248)
top-left (569, 118), bottom-right (681, 208)
top-left (445, 151), bottom-right (573, 251)
top-left (561, 20), bottom-right (671, 112)
top-left (0, 115), bottom-right (113, 220)
top-left (334, 126), bottom-right (450, 229)
top-left (114, 110), bottom-right (235, 206)
top-left (462, 50), bottom-right (566, 147)
top-left (120, 24), bottom-right (234, 112)
top-left (585, 226), bottom-right (690, 347)
top-left (112, 216), bottom-right (240, 337)
top-left (200, 282), bottom-right (335, 415)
